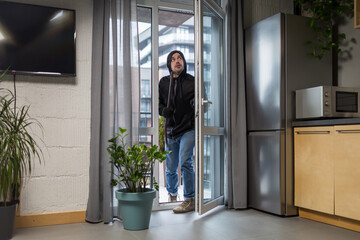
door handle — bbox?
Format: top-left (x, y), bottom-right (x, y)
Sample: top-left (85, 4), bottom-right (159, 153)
top-left (336, 130), bottom-right (360, 134)
top-left (202, 98), bottom-right (213, 105)
top-left (295, 131), bottom-right (330, 134)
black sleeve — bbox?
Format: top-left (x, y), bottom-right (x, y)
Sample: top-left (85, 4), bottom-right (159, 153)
top-left (159, 77), bottom-right (167, 116)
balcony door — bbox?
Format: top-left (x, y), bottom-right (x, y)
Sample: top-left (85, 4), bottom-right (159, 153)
top-left (195, 0), bottom-right (225, 215)
top-left (136, 0), bottom-right (226, 213)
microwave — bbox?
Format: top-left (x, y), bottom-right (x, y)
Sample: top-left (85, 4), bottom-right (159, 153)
top-left (296, 86), bottom-right (360, 119)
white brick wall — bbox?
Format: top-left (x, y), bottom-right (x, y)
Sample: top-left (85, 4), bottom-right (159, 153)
top-left (2, 0), bottom-right (93, 215)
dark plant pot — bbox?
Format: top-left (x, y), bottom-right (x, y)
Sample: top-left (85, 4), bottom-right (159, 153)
top-left (115, 188), bottom-right (156, 231)
top-left (0, 203), bottom-right (16, 240)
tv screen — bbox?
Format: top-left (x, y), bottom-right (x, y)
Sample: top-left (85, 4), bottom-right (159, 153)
top-left (0, 1), bottom-right (76, 76)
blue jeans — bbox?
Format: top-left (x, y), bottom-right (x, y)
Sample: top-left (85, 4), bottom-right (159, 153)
top-left (165, 130), bottom-right (195, 199)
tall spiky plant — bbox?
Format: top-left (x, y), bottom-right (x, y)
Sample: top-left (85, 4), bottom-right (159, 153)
top-left (0, 69), bottom-right (43, 206)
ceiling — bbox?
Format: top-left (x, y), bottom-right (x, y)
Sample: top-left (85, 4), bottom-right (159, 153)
top-left (137, 7), bottom-right (193, 27)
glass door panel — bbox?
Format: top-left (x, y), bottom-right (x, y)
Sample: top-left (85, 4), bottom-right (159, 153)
top-left (195, 0), bottom-right (225, 215)
top-left (157, 9), bottom-right (195, 204)
top-left (203, 5), bottom-right (224, 128)
top-left (203, 135), bottom-right (224, 203)
top-left (138, 7), bottom-right (153, 129)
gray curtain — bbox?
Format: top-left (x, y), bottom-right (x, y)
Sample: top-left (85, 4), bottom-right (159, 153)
top-left (225, 0), bottom-right (247, 209)
top-left (86, 0), bottom-right (140, 223)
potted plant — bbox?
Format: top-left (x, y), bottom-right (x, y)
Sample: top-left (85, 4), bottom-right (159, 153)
top-left (294, 0), bottom-right (354, 60)
top-left (0, 69), bottom-right (43, 240)
top-left (107, 127), bottom-right (168, 231)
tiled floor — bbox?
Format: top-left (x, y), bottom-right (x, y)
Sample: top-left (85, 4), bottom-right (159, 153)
top-left (12, 207), bottom-right (360, 240)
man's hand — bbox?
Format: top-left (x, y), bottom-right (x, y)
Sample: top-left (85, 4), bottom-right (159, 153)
top-left (162, 107), bottom-right (173, 118)
top-left (190, 98), bottom-right (195, 109)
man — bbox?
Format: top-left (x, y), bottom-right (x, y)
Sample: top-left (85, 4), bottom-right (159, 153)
top-left (159, 50), bottom-right (195, 213)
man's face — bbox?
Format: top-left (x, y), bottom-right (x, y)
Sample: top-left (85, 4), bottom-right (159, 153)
top-left (170, 52), bottom-right (184, 75)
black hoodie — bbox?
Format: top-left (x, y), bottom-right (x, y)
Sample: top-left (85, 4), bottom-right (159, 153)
top-left (159, 50), bottom-right (195, 139)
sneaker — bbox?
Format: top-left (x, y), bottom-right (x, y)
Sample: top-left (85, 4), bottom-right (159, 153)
top-left (173, 198), bottom-right (195, 213)
top-left (168, 194), bottom-right (177, 202)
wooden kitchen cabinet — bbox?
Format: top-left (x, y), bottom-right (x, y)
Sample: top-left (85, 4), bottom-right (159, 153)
top-left (294, 126), bottom-right (335, 215)
top-left (334, 125), bottom-right (360, 221)
top-left (294, 124), bottom-right (360, 231)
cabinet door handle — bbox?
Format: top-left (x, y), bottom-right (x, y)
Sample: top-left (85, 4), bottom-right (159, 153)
top-left (336, 130), bottom-right (360, 134)
top-left (295, 131), bottom-right (330, 134)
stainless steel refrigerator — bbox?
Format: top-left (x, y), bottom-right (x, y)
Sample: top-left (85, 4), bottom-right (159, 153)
top-left (245, 13), bottom-right (332, 216)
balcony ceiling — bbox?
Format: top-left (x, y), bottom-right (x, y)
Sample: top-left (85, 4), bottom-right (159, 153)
top-left (160, 0), bottom-right (193, 5)
top-left (137, 7), bottom-right (193, 27)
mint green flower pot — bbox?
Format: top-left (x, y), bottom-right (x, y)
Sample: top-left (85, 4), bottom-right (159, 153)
top-left (115, 188), bottom-right (156, 231)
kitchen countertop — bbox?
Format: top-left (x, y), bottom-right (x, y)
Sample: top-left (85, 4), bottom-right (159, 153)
top-left (292, 118), bottom-right (360, 127)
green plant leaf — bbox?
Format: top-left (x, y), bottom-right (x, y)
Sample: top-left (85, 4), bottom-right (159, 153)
top-left (0, 82), bottom-right (43, 203)
top-left (0, 66), bottom-right (10, 82)
top-left (297, 0), bottom-right (353, 60)
top-left (111, 179), bottom-right (118, 187)
top-left (309, 18), bottom-right (315, 27)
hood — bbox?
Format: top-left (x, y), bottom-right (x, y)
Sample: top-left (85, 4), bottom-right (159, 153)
top-left (166, 50), bottom-right (187, 77)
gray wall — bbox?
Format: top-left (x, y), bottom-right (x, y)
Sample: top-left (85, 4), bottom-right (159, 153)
top-left (243, 0), bottom-right (293, 29)
top-left (338, 16), bottom-right (360, 88)
top-left (243, 0), bottom-right (360, 88)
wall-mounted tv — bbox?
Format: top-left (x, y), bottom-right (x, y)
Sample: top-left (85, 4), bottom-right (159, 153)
top-left (0, 1), bottom-right (76, 76)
